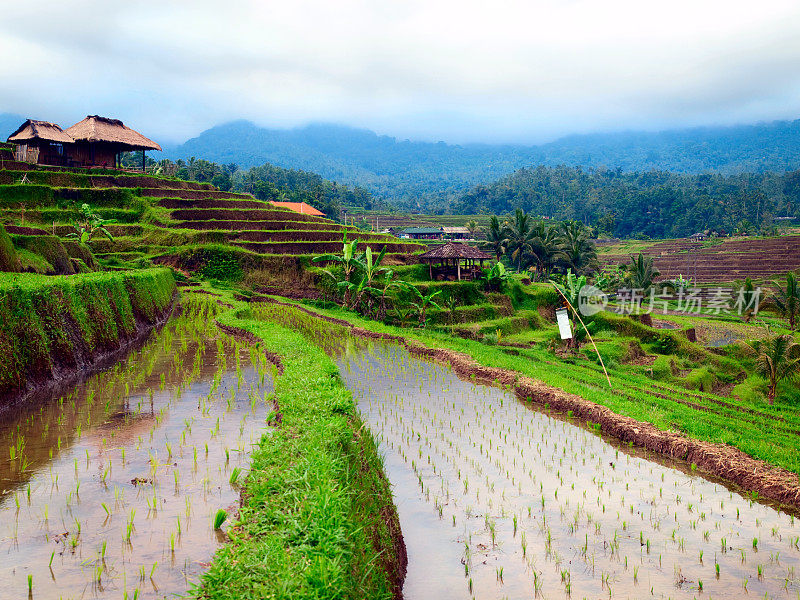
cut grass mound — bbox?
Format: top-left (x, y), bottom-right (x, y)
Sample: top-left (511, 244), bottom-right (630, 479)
top-left (192, 291), bottom-right (404, 599)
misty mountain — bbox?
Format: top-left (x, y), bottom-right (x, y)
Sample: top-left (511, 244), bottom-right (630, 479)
top-left (166, 119), bottom-right (800, 209)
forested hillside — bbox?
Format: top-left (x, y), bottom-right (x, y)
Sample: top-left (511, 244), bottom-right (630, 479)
top-left (455, 166), bottom-right (800, 238)
top-left (139, 156), bottom-right (379, 219)
top-left (165, 118), bottom-right (800, 209)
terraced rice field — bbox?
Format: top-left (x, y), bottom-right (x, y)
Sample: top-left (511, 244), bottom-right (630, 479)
top-left (0, 299), bottom-right (276, 599)
top-left (339, 339), bottom-right (800, 599)
top-left (0, 149), bottom-right (425, 269)
top-left (599, 236), bottom-right (800, 283)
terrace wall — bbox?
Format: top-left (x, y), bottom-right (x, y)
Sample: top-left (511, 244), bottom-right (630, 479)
top-left (0, 269), bottom-right (176, 407)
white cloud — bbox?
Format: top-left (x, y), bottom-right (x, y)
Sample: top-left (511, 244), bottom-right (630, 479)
top-left (1, 0), bottom-right (799, 142)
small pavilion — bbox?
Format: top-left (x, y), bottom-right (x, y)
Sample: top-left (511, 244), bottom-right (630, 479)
top-left (64, 115), bottom-right (161, 169)
top-left (418, 242), bottom-right (493, 281)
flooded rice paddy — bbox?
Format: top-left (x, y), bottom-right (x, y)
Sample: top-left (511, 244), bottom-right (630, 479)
top-left (337, 340), bottom-right (800, 600)
top-left (0, 302), bottom-right (275, 599)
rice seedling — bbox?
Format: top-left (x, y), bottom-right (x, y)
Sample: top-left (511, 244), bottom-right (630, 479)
top-left (213, 509), bottom-right (227, 530)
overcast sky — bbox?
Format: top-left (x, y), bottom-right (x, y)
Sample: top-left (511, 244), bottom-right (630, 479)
top-left (2, 0), bottom-right (800, 144)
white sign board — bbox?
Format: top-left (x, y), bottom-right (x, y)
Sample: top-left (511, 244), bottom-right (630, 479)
top-left (556, 308), bottom-right (573, 340)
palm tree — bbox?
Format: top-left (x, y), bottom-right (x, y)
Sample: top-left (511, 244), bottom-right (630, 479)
top-left (482, 216), bottom-right (506, 260)
top-left (627, 253), bottom-right (661, 291)
top-left (763, 273), bottom-right (799, 330)
top-left (504, 209), bottom-right (538, 272)
top-left (466, 219), bottom-right (479, 240)
top-left (528, 222), bottom-right (562, 278)
top-left (557, 221), bottom-right (598, 275)
top-left (749, 334), bottom-right (800, 404)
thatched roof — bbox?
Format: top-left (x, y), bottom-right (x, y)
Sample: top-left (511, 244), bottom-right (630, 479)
top-left (7, 119), bottom-right (74, 144)
top-left (418, 242), bottom-right (493, 261)
top-left (65, 115), bottom-right (161, 151)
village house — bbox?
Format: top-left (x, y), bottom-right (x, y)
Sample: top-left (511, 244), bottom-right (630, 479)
top-left (400, 226), bottom-right (444, 240)
top-left (6, 115), bottom-right (161, 169)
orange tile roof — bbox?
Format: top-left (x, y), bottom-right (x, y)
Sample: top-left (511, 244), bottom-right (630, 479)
top-left (270, 201), bottom-right (325, 217)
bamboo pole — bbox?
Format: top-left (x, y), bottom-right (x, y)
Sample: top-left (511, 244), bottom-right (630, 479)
top-left (551, 283), bottom-right (613, 389)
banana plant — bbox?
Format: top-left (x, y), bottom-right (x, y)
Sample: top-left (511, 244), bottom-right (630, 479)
top-left (368, 268), bottom-right (402, 321)
top-left (313, 233), bottom-right (360, 306)
top-left (66, 203), bottom-right (114, 246)
top-left (336, 245), bottom-right (389, 312)
top-left (484, 261), bottom-right (511, 292)
top-left (401, 282), bottom-right (443, 327)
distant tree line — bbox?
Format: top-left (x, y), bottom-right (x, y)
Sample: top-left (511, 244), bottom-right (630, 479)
top-left (455, 165), bottom-right (800, 239)
top-left (120, 153), bottom-right (378, 220)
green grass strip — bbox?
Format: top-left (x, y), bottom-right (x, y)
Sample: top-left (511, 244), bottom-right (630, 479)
top-left (193, 291), bottom-right (402, 599)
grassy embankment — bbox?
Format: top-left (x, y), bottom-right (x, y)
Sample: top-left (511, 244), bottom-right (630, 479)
top-left (253, 296), bottom-right (800, 478)
top-left (0, 167), bottom-right (424, 281)
top-left (0, 268), bottom-right (175, 401)
top-left (187, 288), bottom-right (404, 600)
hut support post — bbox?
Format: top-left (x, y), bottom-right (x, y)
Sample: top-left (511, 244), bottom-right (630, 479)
top-left (429, 262), bottom-right (433, 279)
top-left (457, 260), bottom-right (461, 281)
top-left (141, 150), bottom-right (145, 172)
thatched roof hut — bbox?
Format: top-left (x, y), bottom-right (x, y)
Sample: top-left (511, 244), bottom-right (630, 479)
top-left (7, 119), bottom-right (75, 165)
top-left (418, 242), bottom-right (493, 280)
top-left (64, 116), bottom-right (161, 151)
top-left (7, 119), bottom-right (74, 144)
top-left (63, 115), bottom-right (161, 168)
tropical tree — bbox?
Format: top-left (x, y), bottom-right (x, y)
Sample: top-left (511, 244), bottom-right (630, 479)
top-left (551, 270), bottom-right (591, 321)
top-left (370, 269), bottom-right (401, 321)
top-left (484, 261), bottom-right (511, 292)
top-left (482, 216), bottom-right (506, 261)
top-left (748, 334), bottom-right (800, 404)
top-left (312, 233), bottom-right (361, 306)
top-left (337, 246), bottom-right (385, 311)
top-left (550, 269), bottom-right (599, 348)
top-left (466, 219), bottom-right (479, 240)
top-left (557, 221), bottom-right (598, 275)
top-left (503, 209), bottom-right (538, 272)
top-left (763, 273), bottom-right (799, 330)
top-left (626, 253), bottom-right (661, 291)
top-left (527, 221), bottom-right (562, 279)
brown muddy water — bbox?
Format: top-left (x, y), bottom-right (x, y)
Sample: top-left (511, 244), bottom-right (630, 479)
top-left (0, 306), bottom-right (274, 599)
top-left (336, 340), bottom-right (800, 600)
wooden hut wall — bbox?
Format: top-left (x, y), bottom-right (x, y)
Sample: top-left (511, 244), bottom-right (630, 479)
top-left (65, 141), bottom-right (119, 168)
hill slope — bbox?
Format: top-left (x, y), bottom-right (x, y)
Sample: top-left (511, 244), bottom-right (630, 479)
top-left (167, 119), bottom-right (800, 208)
